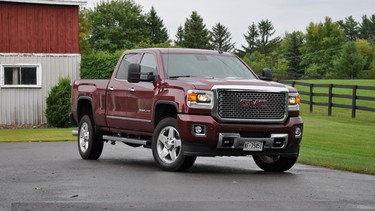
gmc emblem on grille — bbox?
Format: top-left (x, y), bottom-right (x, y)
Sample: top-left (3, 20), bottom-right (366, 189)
top-left (240, 99), bottom-right (267, 107)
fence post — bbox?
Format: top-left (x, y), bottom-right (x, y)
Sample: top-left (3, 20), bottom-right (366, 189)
top-left (292, 81), bottom-right (296, 87)
top-left (309, 83), bottom-right (314, 113)
top-left (328, 84), bottom-right (333, 116)
top-left (352, 85), bottom-right (357, 118)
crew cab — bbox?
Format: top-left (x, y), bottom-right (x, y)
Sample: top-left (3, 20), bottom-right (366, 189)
top-left (71, 48), bottom-right (303, 172)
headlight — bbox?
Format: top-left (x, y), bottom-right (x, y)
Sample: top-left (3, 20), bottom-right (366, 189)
top-left (289, 95), bottom-right (300, 105)
top-left (288, 93), bottom-right (300, 111)
top-left (187, 90), bottom-right (213, 109)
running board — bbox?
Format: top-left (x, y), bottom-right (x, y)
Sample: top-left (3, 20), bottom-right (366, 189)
top-left (102, 135), bottom-right (148, 145)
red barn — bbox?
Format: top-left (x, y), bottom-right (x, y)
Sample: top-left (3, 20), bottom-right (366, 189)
top-left (0, 0), bottom-right (85, 125)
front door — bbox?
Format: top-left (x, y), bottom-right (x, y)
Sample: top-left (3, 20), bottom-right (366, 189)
top-left (106, 53), bottom-right (141, 130)
top-left (124, 53), bottom-right (157, 132)
top-left (106, 53), bottom-right (157, 133)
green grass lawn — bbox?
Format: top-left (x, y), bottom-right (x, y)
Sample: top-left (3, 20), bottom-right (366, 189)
top-left (0, 127), bottom-right (76, 142)
top-left (298, 107), bottom-right (375, 175)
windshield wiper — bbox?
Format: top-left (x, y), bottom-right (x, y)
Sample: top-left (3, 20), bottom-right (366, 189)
top-left (169, 75), bottom-right (192, 79)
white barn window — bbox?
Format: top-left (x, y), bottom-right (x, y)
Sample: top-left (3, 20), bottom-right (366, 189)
top-left (1, 64), bottom-right (41, 88)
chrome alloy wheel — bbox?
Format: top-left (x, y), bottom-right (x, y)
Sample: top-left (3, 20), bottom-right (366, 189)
top-left (156, 126), bottom-right (182, 164)
top-left (79, 122), bottom-right (90, 153)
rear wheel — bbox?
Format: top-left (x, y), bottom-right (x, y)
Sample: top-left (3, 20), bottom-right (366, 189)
top-left (253, 154), bottom-right (298, 172)
top-left (78, 115), bottom-right (104, 160)
top-left (152, 117), bottom-right (196, 171)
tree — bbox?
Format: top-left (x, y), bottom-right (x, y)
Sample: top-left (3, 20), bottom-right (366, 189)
top-left (332, 42), bottom-right (365, 79)
top-left (338, 16), bottom-right (360, 41)
top-left (359, 14), bottom-right (375, 44)
top-left (283, 31), bottom-right (305, 76)
top-left (256, 19), bottom-right (281, 55)
top-left (175, 25), bottom-right (184, 47)
top-left (301, 17), bottom-right (346, 77)
top-left (355, 39), bottom-right (374, 70)
top-left (146, 6), bottom-right (169, 44)
top-left (89, 0), bottom-right (149, 52)
top-left (242, 50), bottom-right (288, 77)
top-left (210, 22), bottom-right (235, 52)
top-left (179, 11), bottom-right (211, 49)
top-left (239, 20), bottom-right (280, 57)
top-left (79, 8), bottom-right (92, 54)
top-left (242, 51), bottom-right (272, 74)
top-left (355, 39), bottom-right (375, 78)
top-left (241, 23), bottom-right (259, 55)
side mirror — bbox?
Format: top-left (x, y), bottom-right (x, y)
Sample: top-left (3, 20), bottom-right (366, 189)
top-left (140, 72), bottom-right (155, 81)
top-left (260, 68), bottom-right (273, 81)
top-left (128, 63), bottom-right (156, 83)
top-left (128, 63), bottom-right (141, 83)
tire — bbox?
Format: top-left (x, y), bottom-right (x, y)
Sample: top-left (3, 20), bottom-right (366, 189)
top-left (152, 117), bottom-right (196, 172)
top-left (253, 154), bottom-right (298, 172)
top-left (78, 115), bottom-right (104, 160)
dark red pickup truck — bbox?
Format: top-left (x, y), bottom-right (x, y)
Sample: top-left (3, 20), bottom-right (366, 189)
top-left (71, 48), bottom-right (303, 172)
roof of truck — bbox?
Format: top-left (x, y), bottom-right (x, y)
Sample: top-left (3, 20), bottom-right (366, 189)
top-left (126, 48), bottom-right (234, 56)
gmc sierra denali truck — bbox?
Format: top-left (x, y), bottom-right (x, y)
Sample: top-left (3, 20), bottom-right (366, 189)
top-left (71, 48), bottom-right (303, 172)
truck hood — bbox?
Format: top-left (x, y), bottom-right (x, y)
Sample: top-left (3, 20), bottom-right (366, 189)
top-left (167, 77), bottom-right (297, 93)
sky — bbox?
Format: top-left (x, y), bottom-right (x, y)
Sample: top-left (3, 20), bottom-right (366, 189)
top-left (85, 0), bottom-right (374, 48)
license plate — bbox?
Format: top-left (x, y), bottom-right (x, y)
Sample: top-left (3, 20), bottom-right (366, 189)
top-left (243, 142), bottom-right (263, 151)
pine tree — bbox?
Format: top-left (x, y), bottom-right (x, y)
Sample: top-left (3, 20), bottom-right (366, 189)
top-left (240, 20), bottom-right (280, 56)
top-left (146, 6), bottom-right (169, 44)
top-left (283, 31), bottom-right (305, 76)
top-left (175, 25), bottom-right (184, 47)
top-left (210, 22), bottom-right (235, 52)
top-left (338, 16), bottom-right (360, 41)
top-left (180, 11), bottom-right (211, 49)
top-left (360, 14), bottom-right (375, 44)
top-left (241, 23), bottom-right (259, 54)
top-left (256, 19), bottom-right (281, 55)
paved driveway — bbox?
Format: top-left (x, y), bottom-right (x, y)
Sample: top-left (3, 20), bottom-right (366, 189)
top-left (0, 142), bottom-right (374, 211)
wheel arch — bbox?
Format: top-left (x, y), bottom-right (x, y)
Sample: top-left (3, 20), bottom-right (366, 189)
top-left (77, 96), bottom-right (95, 123)
top-left (154, 100), bottom-right (178, 128)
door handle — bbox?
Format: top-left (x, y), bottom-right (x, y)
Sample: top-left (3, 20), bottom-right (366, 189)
top-left (109, 87), bottom-right (114, 91)
top-left (129, 88), bottom-right (135, 92)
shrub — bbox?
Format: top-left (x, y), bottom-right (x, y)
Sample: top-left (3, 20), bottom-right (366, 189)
top-left (80, 50), bottom-right (123, 79)
top-left (45, 77), bottom-right (72, 128)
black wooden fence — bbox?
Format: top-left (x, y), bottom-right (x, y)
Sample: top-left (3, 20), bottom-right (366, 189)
top-left (280, 81), bottom-right (375, 118)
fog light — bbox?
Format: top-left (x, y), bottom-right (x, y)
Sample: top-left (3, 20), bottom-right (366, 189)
top-left (295, 126), bottom-right (302, 137)
top-left (195, 125), bottom-right (203, 134)
top-left (192, 124), bottom-right (206, 136)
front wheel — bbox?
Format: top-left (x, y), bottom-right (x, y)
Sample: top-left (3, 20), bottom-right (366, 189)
top-left (152, 117), bottom-right (196, 172)
top-left (78, 115), bottom-right (104, 160)
top-left (253, 154), bottom-right (298, 172)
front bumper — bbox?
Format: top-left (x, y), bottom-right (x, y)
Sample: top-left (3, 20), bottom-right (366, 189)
top-left (177, 114), bottom-right (303, 157)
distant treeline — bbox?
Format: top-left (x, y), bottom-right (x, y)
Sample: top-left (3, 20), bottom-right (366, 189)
top-left (79, 0), bottom-right (375, 79)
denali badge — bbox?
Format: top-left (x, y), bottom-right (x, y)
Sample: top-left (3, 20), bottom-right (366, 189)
top-left (240, 99), bottom-right (267, 107)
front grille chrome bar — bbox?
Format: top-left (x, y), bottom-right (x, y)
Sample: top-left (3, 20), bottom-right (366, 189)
top-left (212, 86), bottom-right (289, 123)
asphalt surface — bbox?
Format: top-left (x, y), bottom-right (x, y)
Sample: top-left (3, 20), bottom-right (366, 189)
top-left (0, 142), bottom-right (374, 211)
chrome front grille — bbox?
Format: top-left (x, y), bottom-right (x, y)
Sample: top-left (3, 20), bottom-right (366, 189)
top-left (216, 91), bottom-right (287, 122)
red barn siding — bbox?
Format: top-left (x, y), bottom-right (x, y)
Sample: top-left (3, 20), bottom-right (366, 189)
top-left (0, 2), bottom-right (79, 53)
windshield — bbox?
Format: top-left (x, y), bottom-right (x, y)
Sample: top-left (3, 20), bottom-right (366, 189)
top-left (162, 53), bottom-right (257, 79)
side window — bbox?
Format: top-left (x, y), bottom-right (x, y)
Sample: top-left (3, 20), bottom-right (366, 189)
top-left (116, 53), bottom-right (140, 80)
top-left (1, 65), bottom-right (41, 88)
top-left (140, 53), bottom-right (157, 77)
